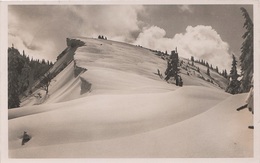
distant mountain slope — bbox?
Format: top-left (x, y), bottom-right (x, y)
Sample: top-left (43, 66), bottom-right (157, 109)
top-left (20, 37), bottom-right (229, 106)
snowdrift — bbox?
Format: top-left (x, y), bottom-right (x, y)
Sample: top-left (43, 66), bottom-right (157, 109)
top-left (8, 37), bottom-right (253, 158)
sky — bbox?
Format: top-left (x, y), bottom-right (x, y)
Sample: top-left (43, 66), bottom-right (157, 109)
top-left (8, 4), bottom-right (253, 71)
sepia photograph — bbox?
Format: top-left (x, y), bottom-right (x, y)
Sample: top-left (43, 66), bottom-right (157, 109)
top-left (1, 0), bottom-right (259, 161)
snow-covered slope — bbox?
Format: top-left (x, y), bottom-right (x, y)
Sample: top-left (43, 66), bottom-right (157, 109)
top-left (8, 37), bottom-right (253, 158)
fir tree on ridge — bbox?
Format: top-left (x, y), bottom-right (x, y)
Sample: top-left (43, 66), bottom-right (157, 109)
top-left (226, 54), bottom-right (240, 94)
top-left (239, 7), bottom-right (253, 93)
top-left (165, 48), bottom-right (180, 85)
top-left (191, 56), bottom-right (194, 66)
top-left (206, 67), bottom-right (210, 76)
top-left (215, 66), bottom-right (219, 73)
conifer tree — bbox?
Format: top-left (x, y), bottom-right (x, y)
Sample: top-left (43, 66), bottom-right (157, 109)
top-left (191, 56), bottom-right (194, 66)
top-left (239, 7), bottom-right (253, 93)
top-left (224, 69), bottom-right (228, 78)
top-left (221, 70), bottom-right (225, 76)
top-left (215, 66), bottom-right (219, 73)
top-left (207, 67), bottom-right (210, 76)
top-left (191, 56), bottom-right (194, 62)
top-left (18, 63), bottom-right (31, 94)
top-left (8, 48), bottom-right (21, 108)
top-left (8, 46), bottom-right (53, 108)
top-left (226, 54), bottom-right (240, 94)
top-left (165, 50), bottom-right (180, 84)
top-left (39, 73), bottom-right (53, 95)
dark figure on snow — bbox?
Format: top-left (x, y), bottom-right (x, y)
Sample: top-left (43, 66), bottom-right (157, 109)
top-left (236, 84), bottom-right (254, 129)
top-left (22, 131), bottom-right (31, 145)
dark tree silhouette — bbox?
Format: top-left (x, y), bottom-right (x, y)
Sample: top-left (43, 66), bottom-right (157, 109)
top-left (191, 57), bottom-right (194, 66)
top-left (206, 62), bottom-right (209, 67)
top-left (239, 7), bottom-right (254, 93)
top-left (8, 48), bottom-right (21, 108)
top-left (224, 69), bottom-right (228, 78)
top-left (207, 67), bottom-right (210, 76)
top-left (8, 46), bottom-right (53, 108)
top-left (165, 50), bottom-right (180, 85)
top-left (226, 54), bottom-right (240, 94)
top-left (215, 66), bottom-right (219, 73)
top-left (191, 56), bottom-right (194, 62)
top-left (210, 64), bottom-right (213, 70)
top-left (40, 73), bottom-right (53, 95)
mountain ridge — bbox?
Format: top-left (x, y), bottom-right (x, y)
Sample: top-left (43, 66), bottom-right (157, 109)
top-left (8, 37), bottom-right (252, 158)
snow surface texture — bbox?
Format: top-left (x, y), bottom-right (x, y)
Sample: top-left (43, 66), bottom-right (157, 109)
top-left (9, 38), bottom-right (253, 158)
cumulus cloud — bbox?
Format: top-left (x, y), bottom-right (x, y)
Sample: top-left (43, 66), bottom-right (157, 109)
top-left (8, 5), bottom-right (233, 71)
top-left (178, 5), bottom-right (193, 13)
top-left (8, 5), bottom-right (143, 61)
top-left (134, 25), bottom-right (232, 71)
top-left (22, 40), bottom-right (42, 51)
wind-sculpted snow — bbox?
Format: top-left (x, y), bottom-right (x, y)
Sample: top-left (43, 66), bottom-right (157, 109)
top-left (9, 86), bottom-right (228, 149)
top-left (9, 38), bottom-right (252, 158)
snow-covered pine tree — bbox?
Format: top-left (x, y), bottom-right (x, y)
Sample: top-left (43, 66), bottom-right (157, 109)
top-left (226, 54), bottom-right (240, 94)
top-left (239, 7), bottom-right (253, 93)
